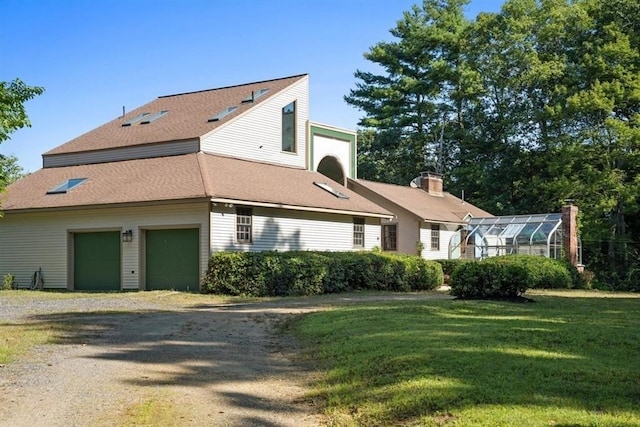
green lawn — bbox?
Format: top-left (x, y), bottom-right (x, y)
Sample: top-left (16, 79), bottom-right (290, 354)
top-left (291, 291), bottom-right (640, 426)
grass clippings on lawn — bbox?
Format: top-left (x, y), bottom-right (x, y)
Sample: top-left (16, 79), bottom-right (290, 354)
top-left (291, 291), bottom-right (640, 426)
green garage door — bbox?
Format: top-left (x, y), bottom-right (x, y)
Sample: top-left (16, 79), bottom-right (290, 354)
top-left (146, 228), bottom-right (199, 291)
top-left (74, 231), bottom-right (121, 291)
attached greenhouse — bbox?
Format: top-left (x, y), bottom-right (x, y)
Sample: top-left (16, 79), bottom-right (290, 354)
top-left (449, 213), bottom-right (582, 263)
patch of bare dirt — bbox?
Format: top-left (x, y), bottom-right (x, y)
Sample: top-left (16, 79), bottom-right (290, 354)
top-left (0, 292), bottom-right (450, 426)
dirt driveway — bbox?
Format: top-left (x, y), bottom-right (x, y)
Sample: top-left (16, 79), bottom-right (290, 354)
top-left (0, 292), bottom-right (450, 426)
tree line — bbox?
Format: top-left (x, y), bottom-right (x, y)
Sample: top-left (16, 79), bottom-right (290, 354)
top-left (346, 0), bottom-right (639, 289)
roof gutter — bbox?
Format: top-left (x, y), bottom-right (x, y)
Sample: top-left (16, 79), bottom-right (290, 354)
top-left (422, 218), bottom-right (468, 226)
top-left (210, 197), bottom-right (393, 219)
top-left (1, 197), bottom-right (211, 214)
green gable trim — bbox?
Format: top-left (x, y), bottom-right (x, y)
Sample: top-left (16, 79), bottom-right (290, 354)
top-left (309, 124), bottom-right (357, 179)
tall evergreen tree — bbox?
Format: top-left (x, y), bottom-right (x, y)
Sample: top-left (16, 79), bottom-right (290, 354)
top-left (345, 0), bottom-right (476, 185)
top-left (347, 0), bottom-right (640, 288)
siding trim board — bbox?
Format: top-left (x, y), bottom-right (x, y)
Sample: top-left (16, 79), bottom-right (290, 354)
top-left (309, 123), bottom-right (357, 179)
top-left (211, 198), bottom-right (393, 219)
top-left (3, 197), bottom-right (211, 214)
top-left (43, 139), bottom-right (200, 168)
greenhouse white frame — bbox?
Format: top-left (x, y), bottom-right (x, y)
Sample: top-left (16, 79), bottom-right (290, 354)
top-left (449, 213), bottom-right (582, 262)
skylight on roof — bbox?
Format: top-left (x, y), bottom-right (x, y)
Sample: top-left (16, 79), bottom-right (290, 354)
top-left (241, 88), bottom-right (269, 103)
top-left (314, 181), bottom-right (349, 199)
top-left (139, 110), bottom-right (168, 124)
top-left (46, 178), bottom-right (87, 194)
top-left (121, 112), bottom-right (150, 127)
top-left (208, 106), bottom-right (237, 122)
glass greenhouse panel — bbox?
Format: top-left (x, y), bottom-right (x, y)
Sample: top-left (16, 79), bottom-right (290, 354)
top-left (533, 222), bottom-right (560, 244)
top-left (516, 223), bottom-right (541, 245)
top-left (462, 213), bottom-right (564, 261)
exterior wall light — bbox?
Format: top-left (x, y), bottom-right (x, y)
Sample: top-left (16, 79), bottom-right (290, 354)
top-left (122, 229), bottom-right (133, 243)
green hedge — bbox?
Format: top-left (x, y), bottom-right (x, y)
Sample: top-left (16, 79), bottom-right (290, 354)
top-left (450, 261), bottom-right (529, 299)
top-left (485, 255), bottom-right (574, 289)
top-left (450, 255), bottom-right (578, 299)
top-left (435, 259), bottom-right (471, 277)
top-left (202, 251), bottom-right (444, 297)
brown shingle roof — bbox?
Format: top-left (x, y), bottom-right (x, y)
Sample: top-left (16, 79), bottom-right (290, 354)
top-left (44, 74), bottom-right (307, 156)
top-left (2, 153), bottom-right (391, 217)
top-left (1, 155), bottom-right (208, 211)
top-left (349, 179), bottom-right (492, 224)
top-left (199, 153), bottom-right (391, 216)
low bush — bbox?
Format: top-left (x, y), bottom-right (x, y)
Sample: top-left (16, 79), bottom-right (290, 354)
top-left (450, 261), bottom-right (529, 299)
top-left (485, 255), bottom-right (574, 289)
top-left (2, 273), bottom-right (16, 290)
top-left (435, 259), bottom-right (470, 277)
top-left (435, 259), bottom-right (472, 284)
top-left (450, 255), bottom-right (580, 299)
top-left (202, 251), bottom-right (443, 297)
top-left (202, 251), bottom-right (267, 296)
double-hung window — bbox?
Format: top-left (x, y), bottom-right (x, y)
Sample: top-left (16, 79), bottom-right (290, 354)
top-left (353, 218), bottom-right (365, 248)
top-left (236, 207), bottom-right (253, 243)
top-left (431, 224), bottom-right (440, 250)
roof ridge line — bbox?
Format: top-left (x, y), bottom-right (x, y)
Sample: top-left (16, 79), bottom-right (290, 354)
top-left (158, 73), bottom-right (308, 99)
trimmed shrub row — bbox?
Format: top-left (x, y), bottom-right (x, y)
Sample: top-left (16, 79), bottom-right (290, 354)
top-left (435, 259), bottom-right (471, 277)
top-left (450, 255), bottom-right (581, 299)
top-left (202, 251), bottom-right (444, 297)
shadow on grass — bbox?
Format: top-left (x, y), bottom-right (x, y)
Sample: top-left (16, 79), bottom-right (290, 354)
top-left (293, 296), bottom-right (640, 425)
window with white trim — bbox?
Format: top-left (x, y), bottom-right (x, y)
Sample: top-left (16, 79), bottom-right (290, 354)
top-left (236, 207), bottom-right (253, 243)
top-left (282, 101), bottom-right (296, 152)
top-left (431, 224), bottom-right (440, 250)
top-left (353, 217), bottom-right (365, 248)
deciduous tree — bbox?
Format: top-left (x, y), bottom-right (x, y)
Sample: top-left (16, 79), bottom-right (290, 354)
top-left (347, 0), bottom-right (640, 288)
top-left (0, 78), bottom-right (44, 143)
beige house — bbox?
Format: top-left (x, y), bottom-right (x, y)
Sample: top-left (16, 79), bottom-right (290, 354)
top-left (348, 173), bottom-right (492, 260)
top-left (0, 74), bottom-right (391, 291)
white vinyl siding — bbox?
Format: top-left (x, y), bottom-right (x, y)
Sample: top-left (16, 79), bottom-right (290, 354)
top-left (420, 223), bottom-right (457, 260)
top-left (0, 202), bottom-right (209, 290)
top-left (312, 134), bottom-right (350, 178)
top-left (210, 205), bottom-right (381, 252)
top-left (201, 77), bottom-right (309, 168)
top-left (43, 140), bottom-right (200, 168)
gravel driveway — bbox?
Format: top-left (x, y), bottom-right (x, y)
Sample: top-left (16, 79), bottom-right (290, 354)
top-left (0, 292), bottom-right (450, 426)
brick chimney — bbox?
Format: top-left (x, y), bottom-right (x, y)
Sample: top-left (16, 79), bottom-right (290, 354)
top-left (561, 202), bottom-right (580, 268)
top-left (420, 172), bottom-right (443, 196)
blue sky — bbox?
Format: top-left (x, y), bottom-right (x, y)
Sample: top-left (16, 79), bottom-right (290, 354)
top-left (1, 0), bottom-right (503, 172)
